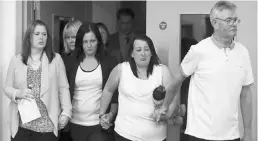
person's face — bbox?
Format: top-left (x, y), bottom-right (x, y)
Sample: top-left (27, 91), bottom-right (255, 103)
top-left (31, 25), bottom-right (47, 49)
top-left (213, 9), bottom-right (239, 38)
top-left (118, 15), bottom-right (133, 35)
top-left (131, 39), bottom-right (152, 67)
top-left (98, 27), bottom-right (108, 45)
top-left (83, 31), bottom-right (98, 57)
top-left (65, 27), bottom-right (76, 51)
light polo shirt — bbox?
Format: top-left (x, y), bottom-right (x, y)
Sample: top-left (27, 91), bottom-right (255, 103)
top-left (181, 37), bottom-right (254, 140)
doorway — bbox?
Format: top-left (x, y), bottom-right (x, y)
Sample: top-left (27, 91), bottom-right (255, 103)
top-left (179, 14), bottom-right (213, 141)
top-left (52, 15), bottom-right (74, 53)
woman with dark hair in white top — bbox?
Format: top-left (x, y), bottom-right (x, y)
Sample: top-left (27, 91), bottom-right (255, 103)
top-left (100, 34), bottom-right (179, 141)
top-left (67, 22), bottom-right (118, 141)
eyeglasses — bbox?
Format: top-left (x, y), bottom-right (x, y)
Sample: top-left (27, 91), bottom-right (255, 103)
top-left (215, 17), bottom-right (241, 25)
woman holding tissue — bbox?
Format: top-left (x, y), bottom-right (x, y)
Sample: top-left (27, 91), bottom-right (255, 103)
top-left (4, 20), bottom-right (72, 141)
top-left (100, 34), bottom-right (180, 141)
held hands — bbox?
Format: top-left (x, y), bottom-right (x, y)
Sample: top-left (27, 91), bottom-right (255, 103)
top-left (154, 106), bottom-right (170, 122)
top-left (16, 88), bottom-right (34, 101)
top-left (99, 112), bottom-right (114, 130)
top-left (58, 115), bottom-right (70, 129)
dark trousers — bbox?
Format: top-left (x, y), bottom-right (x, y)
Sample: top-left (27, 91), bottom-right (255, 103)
top-left (114, 132), bottom-right (166, 141)
top-left (70, 123), bottom-right (113, 141)
top-left (11, 127), bottom-right (57, 141)
top-left (188, 135), bottom-right (240, 141)
top-left (58, 130), bottom-right (72, 141)
top-left (58, 123), bottom-right (72, 141)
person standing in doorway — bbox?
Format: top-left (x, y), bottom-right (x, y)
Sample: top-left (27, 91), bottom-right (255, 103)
top-left (96, 22), bottom-right (111, 56)
top-left (108, 8), bottom-right (136, 63)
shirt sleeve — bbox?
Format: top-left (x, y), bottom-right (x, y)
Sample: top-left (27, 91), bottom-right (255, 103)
top-left (242, 49), bottom-right (254, 86)
top-left (56, 54), bottom-right (72, 118)
top-left (180, 45), bottom-right (199, 77)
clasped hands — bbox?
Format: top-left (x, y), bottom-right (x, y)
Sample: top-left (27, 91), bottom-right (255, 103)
top-left (58, 114), bottom-right (70, 130)
top-left (153, 106), bottom-right (171, 122)
top-left (99, 112), bottom-right (115, 130)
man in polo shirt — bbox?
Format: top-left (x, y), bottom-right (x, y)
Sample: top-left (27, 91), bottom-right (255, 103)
top-left (158, 1), bottom-right (254, 141)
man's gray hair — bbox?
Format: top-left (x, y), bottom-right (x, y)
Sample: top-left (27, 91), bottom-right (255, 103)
top-left (210, 1), bottom-right (237, 22)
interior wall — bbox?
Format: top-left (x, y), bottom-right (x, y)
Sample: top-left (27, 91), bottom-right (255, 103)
top-left (146, 1), bottom-right (257, 141)
top-left (0, 1), bottom-right (20, 141)
top-left (40, 1), bottom-right (87, 24)
top-left (92, 1), bottom-right (120, 34)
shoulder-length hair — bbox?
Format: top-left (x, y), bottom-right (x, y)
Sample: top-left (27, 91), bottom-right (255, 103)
top-left (21, 20), bottom-right (55, 65)
top-left (127, 34), bottom-right (160, 78)
top-left (75, 22), bottom-right (104, 62)
top-left (63, 20), bottom-right (82, 54)
top-left (95, 22), bottom-right (110, 46)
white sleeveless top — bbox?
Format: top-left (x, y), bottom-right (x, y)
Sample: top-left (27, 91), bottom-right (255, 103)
top-left (115, 62), bottom-right (167, 141)
top-left (71, 64), bottom-right (102, 126)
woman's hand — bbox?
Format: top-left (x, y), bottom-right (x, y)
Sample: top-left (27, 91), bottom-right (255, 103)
top-left (16, 88), bottom-right (34, 101)
top-left (99, 112), bottom-right (114, 129)
top-left (58, 115), bottom-right (70, 129)
top-left (155, 106), bottom-right (170, 122)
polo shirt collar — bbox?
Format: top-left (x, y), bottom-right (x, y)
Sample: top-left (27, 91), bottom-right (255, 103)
top-left (211, 34), bottom-right (235, 50)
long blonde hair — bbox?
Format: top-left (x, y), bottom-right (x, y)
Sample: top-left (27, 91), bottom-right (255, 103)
top-left (63, 20), bottom-right (82, 54)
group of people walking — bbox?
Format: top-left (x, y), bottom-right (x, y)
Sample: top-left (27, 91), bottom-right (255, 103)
top-left (3, 1), bottom-right (254, 141)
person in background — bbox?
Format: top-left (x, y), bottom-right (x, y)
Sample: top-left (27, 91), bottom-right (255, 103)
top-left (96, 22), bottom-right (110, 56)
top-left (66, 22), bottom-right (118, 141)
top-left (59, 19), bottom-right (82, 141)
top-left (158, 1), bottom-right (254, 141)
top-left (4, 20), bottom-right (72, 141)
top-left (96, 22), bottom-right (118, 141)
top-left (100, 34), bottom-right (180, 141)
top-left (61, 20), bottom-right (82, 75)
top-left (107, 8), bottom-right (136, 63)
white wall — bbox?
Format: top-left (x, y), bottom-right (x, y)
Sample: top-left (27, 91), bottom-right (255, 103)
top-left (0, 1), bottom-right (21, 141)
top-left (146, 1), bottom-right (257, 141)
top-left (40, 1), bottom-right (87, 32)
top-left (92, 1), bottom-right (120, 34)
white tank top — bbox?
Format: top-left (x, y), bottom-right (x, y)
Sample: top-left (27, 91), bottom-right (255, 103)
top-left (115, 62), bottom-right (167, 141)
top-left (71, 64), bottom-right (102, 126)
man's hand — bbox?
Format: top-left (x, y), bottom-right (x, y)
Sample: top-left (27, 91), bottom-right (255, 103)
top-left (241, 128), bottom-right (252, 141)
top-left (58, 115), bottom-right (69, 129)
